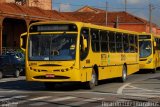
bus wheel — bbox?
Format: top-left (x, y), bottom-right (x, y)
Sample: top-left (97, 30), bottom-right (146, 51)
top-left (44, 82), bottom-right (56, 90)
top-left (85, 69), bottom-right (97, 89)
top-left (0, 71), bottom-right (3, 79)
top-left (120, 65), bottom-right (127, 82)
top-left (151, 68), bottom-right (156, 73)
top-left (14, 69), bottom-right (20, 78)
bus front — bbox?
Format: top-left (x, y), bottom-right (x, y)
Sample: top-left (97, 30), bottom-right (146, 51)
top-left (26, 22), bottom-right (81, 85)
top-left (139, 34), bottom-right (156, 70)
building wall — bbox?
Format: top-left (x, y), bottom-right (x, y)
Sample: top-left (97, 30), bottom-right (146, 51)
top-left (0, 0), bottom-right (52, 10)
top-left (107, 24), bottom-right (146, 33)
top-left (29, 0), bottom-right (52, 10)
top-left (0, 0), bottom-right (14, 3)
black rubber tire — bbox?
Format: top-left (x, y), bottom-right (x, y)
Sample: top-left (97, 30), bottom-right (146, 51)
top-left (85, 69), bottom-right (98, 89)
top-left (151, 68), bottom-right (156, 74)
top-left (120, 65), bottom-right (127, 82)
top-left (14, 69), bottom-right (20, 78)
top-left (0, 71), bottom-right (3, 79)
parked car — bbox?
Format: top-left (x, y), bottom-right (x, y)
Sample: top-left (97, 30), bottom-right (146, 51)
top-left (0, 53), bottom-right (24, 79)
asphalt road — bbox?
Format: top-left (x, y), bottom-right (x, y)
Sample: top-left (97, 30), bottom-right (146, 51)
top-left (0, 71), bottom-right (160, 107)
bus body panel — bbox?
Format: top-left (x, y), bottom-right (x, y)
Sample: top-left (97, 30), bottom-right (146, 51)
top-left (23, 21), bottom-right (139, 84)
top-left (139, 34), bottom-right (160, 70)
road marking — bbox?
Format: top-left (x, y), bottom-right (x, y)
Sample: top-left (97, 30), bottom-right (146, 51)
top-left (50, 91), bottom-right (118, 95)
top-left (0, 90), bottom-right (19, 93)
top-left (125, 93), bottom-right (159, 98)
top-left (19, 96), bottom-right (51, 104)
top-left (59, 98), bottom-right (104, 107)
top-left (29, 102), bottom-right (48, 106)
top-left (49, 96), bottom-right (76, 102)
top-left (0, 95), bottom-right (27, 102)
top-left (29, 96), bottom-right (51, 101)
top-left (29, 96), bottom-right (77, 106)
top-left (117, 83), bottom-right (131, 94)
top-left (128, 85), bottom-right (160, 93)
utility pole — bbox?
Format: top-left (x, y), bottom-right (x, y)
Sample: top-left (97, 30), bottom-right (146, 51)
top-left (149, 4), bottom-right (154, 33)
top-left (52, 0), bottom-right (53, 10)
top-left (125, 0), bottom-right (127, 12)
top-left (105, 1), bottom-right (108, 26)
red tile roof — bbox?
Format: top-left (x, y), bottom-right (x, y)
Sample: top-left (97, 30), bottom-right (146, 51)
top-left (0, 3), bottom-right (66, 21)
top-left (61, 11), bottom-right (148, 25)
top-left (76, 6), bottom-right (105, 13)
top-left (0, 3), bottom-right (157, 27)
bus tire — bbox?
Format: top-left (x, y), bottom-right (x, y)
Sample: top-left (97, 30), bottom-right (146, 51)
top-left (44, 82), bottom-right (56, 90)
top-left (0, 71), bottom-right (3, 79)
top-left (151, 68), bottom-right (156, 73)
top-left (85, 69), bottom-right (97, 89)
top-left (120, 65), bottom-right (127, 82)
top-left (14, 69), bottom-right (20, 78)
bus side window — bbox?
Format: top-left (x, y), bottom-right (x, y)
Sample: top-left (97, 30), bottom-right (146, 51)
top-left (116, 33), bottom-right (123, 52)
top-left (108, 31), bottom-right (116, 52)
top-left (129, 34), bottom-right (135, 53)
top-left (100, 30), bottom-right (108, 52)
top-left (135, 35), bottom-right (138, 52)
top-left (91, 29), bottom-right (100, 52)
top-left (80, 28), bottom-right (89, 60)
top-left (123, 34), bottom-right (129, 53)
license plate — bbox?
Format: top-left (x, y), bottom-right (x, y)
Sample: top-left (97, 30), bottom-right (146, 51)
top-left (46, 74), bottom-right (55, 78)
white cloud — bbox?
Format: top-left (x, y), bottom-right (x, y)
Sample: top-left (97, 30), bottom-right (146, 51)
top-left (127, 0), bottom-right (141, 4)
top-left (60, 3), bottom-right (71, 12)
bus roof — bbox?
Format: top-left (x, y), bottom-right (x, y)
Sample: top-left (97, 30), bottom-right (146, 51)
top-left (29, 21), bottom-right (140, 35)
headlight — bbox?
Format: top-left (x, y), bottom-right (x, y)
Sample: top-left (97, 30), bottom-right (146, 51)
top-left (146, 58), bottom-right (152, 64)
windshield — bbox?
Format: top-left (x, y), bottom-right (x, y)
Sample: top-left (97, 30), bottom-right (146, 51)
top-left (139, 41), bottom-right (152, 58)
top-left (29, 33), bottom-right (77, 61)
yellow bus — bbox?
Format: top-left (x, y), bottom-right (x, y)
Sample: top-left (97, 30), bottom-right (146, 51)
top-left (139, 33), bottom-right (160, 73)
top-left (20, 21), bottom-right (139, 89)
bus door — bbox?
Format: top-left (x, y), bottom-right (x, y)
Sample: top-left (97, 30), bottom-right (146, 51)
top-left (79, 28), bottom-right (90, 81)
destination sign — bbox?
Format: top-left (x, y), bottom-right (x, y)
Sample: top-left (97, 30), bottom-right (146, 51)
top-left (29, 24), bottom-right (78, 32)
top-left (139, 35), bottom-right (151, 39)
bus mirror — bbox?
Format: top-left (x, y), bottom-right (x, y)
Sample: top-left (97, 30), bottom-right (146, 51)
top-left (20, 32), bottom-right (27, 52)
top-left (154, 42), bottom-right (157, 47)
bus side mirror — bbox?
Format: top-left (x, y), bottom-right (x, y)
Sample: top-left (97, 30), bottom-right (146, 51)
top-left (20, 32), bottom-right (27, 52)
top-left (154, 42), bottom-right (157, 47)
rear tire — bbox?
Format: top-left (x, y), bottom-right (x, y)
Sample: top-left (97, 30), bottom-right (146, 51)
top-left (14, 69), bottom-right (20, 78)
top-left (120, 65), bottom-right (127, 82)
top-left (0, 71), bottom-right (3, 79)
top-left (85, 69), bottom-right (98, 89)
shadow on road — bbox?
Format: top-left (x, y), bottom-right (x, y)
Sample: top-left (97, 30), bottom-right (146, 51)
top-left (0, 76), bottom-right (121, 92)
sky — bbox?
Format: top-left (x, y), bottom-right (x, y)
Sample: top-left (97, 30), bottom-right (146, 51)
top-left (52, 0), bottom-right (160, 26)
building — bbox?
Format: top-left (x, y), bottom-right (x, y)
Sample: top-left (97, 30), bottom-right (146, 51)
top-left (29, 0), bottom-right (52, 10)
top-left (62, 6), bottom-right (160, 34)
top-left (0, 0), bottom-right (52, 10)
top-left (0, 4), bottom-right (160, 54)
top-left (0, 3), bottom-right (65, 54)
